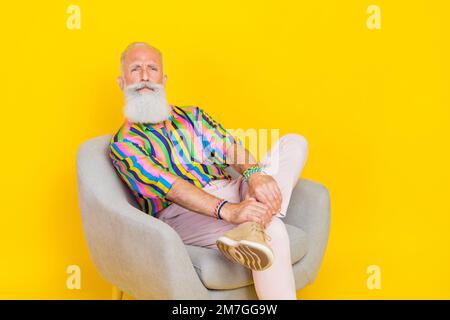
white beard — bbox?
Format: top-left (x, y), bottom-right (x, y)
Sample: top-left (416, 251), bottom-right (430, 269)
top-left (123, 82), bottom-right (171, 124)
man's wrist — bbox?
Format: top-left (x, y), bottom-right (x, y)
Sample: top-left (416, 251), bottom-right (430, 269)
top-left (220, 202), bottom-right (235, 221)
top-left (247, 171), bottom-right (265, 184)
top-left (242, 164), bottom-right (264, 182)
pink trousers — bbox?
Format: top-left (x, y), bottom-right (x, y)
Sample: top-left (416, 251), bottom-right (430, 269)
top-left (156, 134), bottom-right (308, 300)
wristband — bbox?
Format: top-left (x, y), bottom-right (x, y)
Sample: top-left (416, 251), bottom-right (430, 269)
top-left (243, 165), bottom-right (263, 182)
top-left (214, 199), bottom-right (228, 220)
top-left (217, 200), bottom-right (228, 220)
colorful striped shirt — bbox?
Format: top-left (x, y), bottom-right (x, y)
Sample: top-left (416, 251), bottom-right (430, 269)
top-left (109, 105), bottom-right (243, 216)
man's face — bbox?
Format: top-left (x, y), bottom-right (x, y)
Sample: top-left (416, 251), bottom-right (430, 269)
top-left (119, 45), bottom-right (171, 124)
top-left (121, 46), bottom-right (166, 92)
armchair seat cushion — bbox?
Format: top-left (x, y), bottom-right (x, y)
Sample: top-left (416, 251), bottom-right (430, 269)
top-left (185, 223), bottom-right (308, 290)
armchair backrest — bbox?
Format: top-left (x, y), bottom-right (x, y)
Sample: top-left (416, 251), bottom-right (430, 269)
top-left (76, 134), bottom-right (140, 212)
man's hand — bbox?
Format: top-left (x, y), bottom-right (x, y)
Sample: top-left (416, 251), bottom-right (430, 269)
top-left (227, 143), bottom-right (282, 215)
top-left (221, 198), bottom-right (273, 228)
top-left (246, 172), bottom-right (282, 215)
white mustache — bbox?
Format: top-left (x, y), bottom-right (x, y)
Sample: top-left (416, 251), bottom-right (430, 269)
top-left (126, 81), bottom-right (162, 92)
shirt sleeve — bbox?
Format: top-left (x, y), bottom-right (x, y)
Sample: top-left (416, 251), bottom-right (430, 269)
top-left (109, 139), bottom-right (177, 200)
top-left (196, 107), bottom-right (243, 167)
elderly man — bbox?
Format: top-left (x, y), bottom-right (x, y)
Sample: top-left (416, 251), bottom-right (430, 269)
top-left (109, 42), bottom-right (308, 300)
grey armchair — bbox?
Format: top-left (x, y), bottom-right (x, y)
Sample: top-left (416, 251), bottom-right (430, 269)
top-left (76, 135), bottom-right (331, 300)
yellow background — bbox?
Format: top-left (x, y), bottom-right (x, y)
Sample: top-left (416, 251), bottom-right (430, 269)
top-left (1, 0), bottom-right (449, 299)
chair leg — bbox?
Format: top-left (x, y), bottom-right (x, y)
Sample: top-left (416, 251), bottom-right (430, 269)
top-left (112, 285), bottom-right (124, 300)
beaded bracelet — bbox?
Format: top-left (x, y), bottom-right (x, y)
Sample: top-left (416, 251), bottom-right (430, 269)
top-left (243, 165), bottom-right (264, 182)
top-left (214, 199), bottom-right (228, 220)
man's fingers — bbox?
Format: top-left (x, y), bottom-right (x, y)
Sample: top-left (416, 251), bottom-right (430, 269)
top-left (248, 214), bottom-right (263, 225)
top-left (262, 214), bottom-right (272, 229)
top-left (255, 209), bottom-right (274, 226)
top-left (268, 182), bottom-right (281, 203)
top-left (265, 187), bottom-right (279, 211)
top-left (250, 186), bottom-right (281, 216)
top-left (270, 186), bottom-right (282, 210)
top-left (260, 188), bottom-right (278, 211)
top-left (252, 201), bottom-right (270, 211)
top-left (247, 207), bottom-right (271, 225)
top-left (277, 185), bottom-right (283, 200)
top-left (264, 179), bottom-right (281, 207)
top-left (251, 207), bottom-right (269, 216)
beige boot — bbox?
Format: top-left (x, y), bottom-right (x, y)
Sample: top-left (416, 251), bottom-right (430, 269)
top-left (216, 222), bottom-right (274, 271)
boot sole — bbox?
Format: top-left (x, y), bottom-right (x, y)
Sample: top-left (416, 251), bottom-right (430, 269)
top-left (216, 237), bottom-right (273, 271)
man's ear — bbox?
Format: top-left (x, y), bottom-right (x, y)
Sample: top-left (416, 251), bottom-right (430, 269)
top-left (162, 74), bottom-right (168, 86)
top-left (117, 76), bottom-right (125, 90)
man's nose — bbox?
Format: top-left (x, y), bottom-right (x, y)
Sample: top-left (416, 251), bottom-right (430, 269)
top-left (141, 68), bottom-right (149, 81)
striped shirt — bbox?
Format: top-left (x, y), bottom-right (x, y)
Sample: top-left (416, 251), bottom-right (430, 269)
top-left (109, 105), bottom-right (243, 216)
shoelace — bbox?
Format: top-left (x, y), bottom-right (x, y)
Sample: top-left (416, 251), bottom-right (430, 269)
top-left (250, 223), bottom-right (272, 242)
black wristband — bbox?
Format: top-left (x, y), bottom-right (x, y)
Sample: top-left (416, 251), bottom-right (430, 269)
top-left (217, 200), bottom-right (228, 220)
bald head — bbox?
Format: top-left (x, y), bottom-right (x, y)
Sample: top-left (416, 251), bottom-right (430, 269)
top-left (118, 42), bottom-right (167, 91)
top-left (120, 42), bottom-right (163, 73)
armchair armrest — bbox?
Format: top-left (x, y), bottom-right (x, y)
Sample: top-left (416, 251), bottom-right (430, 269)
top-left (283, 178), bottom-right (331, 283)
